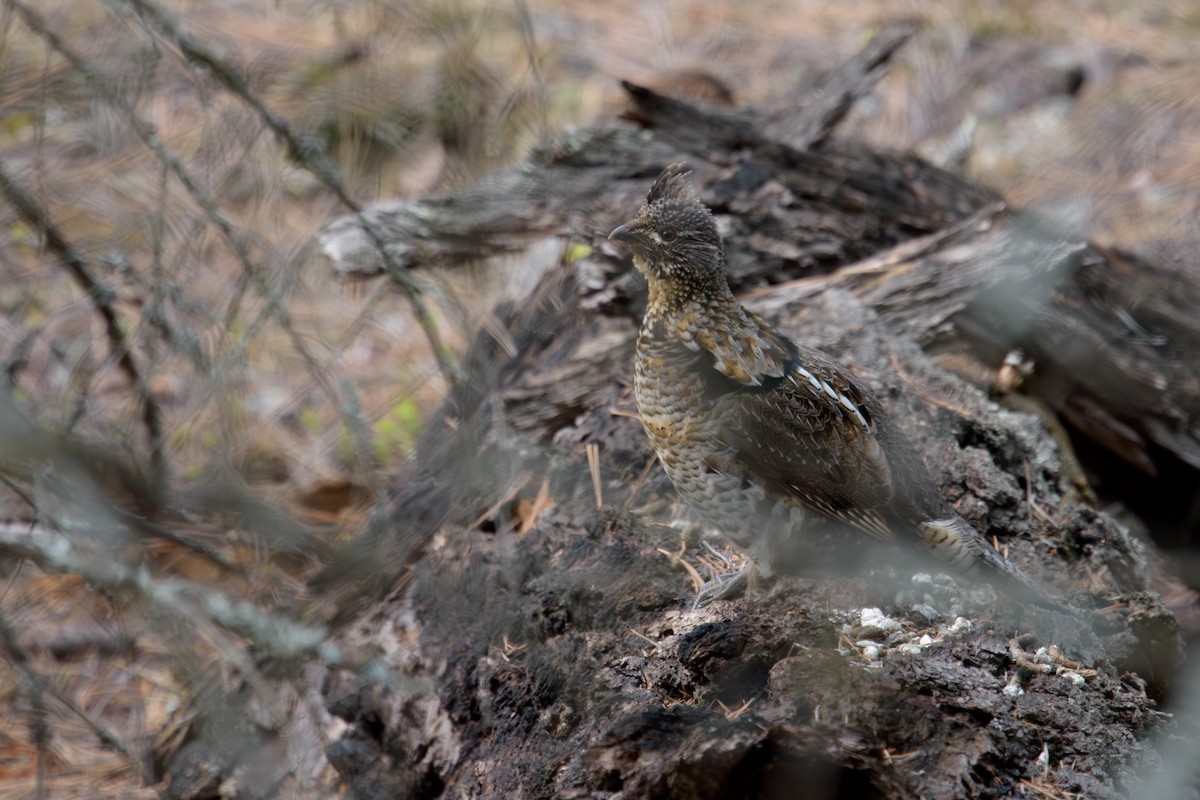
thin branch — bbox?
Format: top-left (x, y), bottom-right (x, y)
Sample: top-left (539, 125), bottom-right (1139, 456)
top-left (0, 519), bottom-right (430, 692)
top-left (0, 159), bottom-right (166, 475)
top-left (115, 0), bottom-right (462, 386)
top-left (1, 615), bottom-right (139, 766)
top-left (5, 0), bottom-right (384, 484)
top-left (0, 608), bottom-right (50, 799)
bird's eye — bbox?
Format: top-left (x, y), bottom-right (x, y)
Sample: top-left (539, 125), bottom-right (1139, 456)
top-left (659, 227), bottom-right (677, 242)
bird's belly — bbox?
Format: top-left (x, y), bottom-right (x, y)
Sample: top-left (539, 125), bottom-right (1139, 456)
top-left (635, 370), bottom-right (779, 549)
top-left (662, 450), bottom-right (771, 549)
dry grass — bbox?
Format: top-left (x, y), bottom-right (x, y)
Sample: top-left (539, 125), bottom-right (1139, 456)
top-left (0, 0), bottom-right (1195, 796)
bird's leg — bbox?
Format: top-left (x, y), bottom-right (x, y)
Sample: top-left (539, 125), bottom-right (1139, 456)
top-left (693, 547), bottom-right (776, 607)
top-left (693, 568), bottom-right (749, 607)
top-left (701, 539), bottom-right (734, 568)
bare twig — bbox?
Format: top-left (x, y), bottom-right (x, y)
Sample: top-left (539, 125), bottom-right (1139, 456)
top-left (517, 476), bottom-right (553, 534)
top-left (586, 442), bottom-right (603, 509)
top-left (0, 521), bottom-right (341, 675)
top-left (0, 608), bottom-right (50, 799)
top-left (467, 472), bottom-right (533, 531)
top-left (655, 544), bottom-right (704, 594)
top-left (115, 0), bottom-right (462, 386)
top-left (5, 0), bottom-right (407, 485)
top-left (0, 159), bottom-right (166, 475)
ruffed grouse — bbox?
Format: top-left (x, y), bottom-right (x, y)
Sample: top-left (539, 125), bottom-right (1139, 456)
top-left (610, 162), bottom-right (1062, 608)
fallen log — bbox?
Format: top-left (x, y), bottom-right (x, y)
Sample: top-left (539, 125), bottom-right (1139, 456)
top-left (316, 28), bottom-right (1195, 799)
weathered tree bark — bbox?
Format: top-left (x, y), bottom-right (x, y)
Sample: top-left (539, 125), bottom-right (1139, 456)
top-left (321, 36), bottom-right (1200, 490)
top-left (317, 28), bottom-right (1194, 800)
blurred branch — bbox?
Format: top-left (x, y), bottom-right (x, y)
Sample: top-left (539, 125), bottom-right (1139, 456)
top-left (0, 520), bottom-right (334, 673)
top-left (115, 0), bottom-right (463, 387)
top-left (513, 0), bottom-right (549, 144)
top-left (6, 0), bottom-right (392, 485)
top-left (0, 607), bottom-right (137, 764)
top-left (762, 21), bottom-right (915, 148)
top-left (0, 513), bottom-right (430, 700)
top-left (0, 608), bottom-right (50, 798)
top-left (0, 158), bottom-right (166, 474)
top-left (620, 23), bottom-right (914, 155)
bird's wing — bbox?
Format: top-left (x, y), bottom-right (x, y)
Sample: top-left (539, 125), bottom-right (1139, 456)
top-left (701, 331), bottom-right (898, 542)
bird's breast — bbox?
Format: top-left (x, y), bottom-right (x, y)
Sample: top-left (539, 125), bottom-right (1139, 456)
top-left (634, 332), bottom-right (718, 447)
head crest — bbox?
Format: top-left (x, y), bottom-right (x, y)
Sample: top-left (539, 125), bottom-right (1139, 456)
top-left (646, 163), bottom-right (694, 205)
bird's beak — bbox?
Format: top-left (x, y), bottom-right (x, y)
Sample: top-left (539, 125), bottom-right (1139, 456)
top-left (609, 224), bottom-right (636, 244)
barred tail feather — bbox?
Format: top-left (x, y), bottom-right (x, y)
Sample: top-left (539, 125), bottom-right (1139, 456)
top-left (918, 516), bottom-right (1073, 613)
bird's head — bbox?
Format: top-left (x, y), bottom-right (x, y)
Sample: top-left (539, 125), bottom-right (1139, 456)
top-left (609, 163), bottom-right (726, 296)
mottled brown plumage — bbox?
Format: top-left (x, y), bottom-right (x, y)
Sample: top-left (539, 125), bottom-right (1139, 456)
top-left (611, 163), bottom-right (1063, 607)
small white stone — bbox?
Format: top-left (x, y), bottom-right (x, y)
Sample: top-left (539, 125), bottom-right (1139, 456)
top-left (862, 645), bottom-right (881, 662)
top-left (860, 607), bottom-right (901, 631)
top-left (1003, 678), bottom-right (1025, 698)
top-left (860, 607), bottom-right (885, 626)
top-left (949, 616), bottom-right (973, 634)
top-left (919, 634), bottom-right (935, 646)
top-left (1063, 671), bottom-right (1086, 686)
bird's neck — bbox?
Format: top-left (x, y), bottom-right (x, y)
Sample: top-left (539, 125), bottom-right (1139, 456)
top-left (641, 278), bottom-right (798, 388)
top-left (644, 277), bottom-right (743, 331)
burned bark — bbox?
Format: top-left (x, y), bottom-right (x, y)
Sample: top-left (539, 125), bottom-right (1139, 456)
top-left (317, 28), bottom-right (1196, 800)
